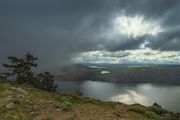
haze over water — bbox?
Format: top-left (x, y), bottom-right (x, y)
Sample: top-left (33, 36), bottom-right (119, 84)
top-left (56, 80), bottom-right (180, 112)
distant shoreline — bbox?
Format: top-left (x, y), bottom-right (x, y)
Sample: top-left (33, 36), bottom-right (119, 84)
top-left (56, 63), bottom-right (180, 84)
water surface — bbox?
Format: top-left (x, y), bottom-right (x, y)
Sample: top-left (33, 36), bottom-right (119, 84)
top-left (55, 80), bottom-right (180, 112)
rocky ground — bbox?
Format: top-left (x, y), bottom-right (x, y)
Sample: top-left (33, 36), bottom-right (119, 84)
top-left (0, 81), bottom-right (180, 120)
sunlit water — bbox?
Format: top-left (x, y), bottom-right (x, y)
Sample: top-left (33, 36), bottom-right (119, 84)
top-left (55, 80), bottom-right (180, 112)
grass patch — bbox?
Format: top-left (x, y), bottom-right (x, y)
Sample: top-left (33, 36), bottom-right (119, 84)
top-left (41, 116), bottom-right (53, 120)
top-left (144, 111), bottom-right (161, 120)
top-left (5, 112), bottom-right (29, 120)
top-left (128, 104), bottom-right (161, 120)
top-left (128, 104), bottom-right (146, 114)
top-left (127, 65), bottom-right (154, 68)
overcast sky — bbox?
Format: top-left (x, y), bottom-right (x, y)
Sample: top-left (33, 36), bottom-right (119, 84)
top-left (0, 0), bottom-right (180, 71)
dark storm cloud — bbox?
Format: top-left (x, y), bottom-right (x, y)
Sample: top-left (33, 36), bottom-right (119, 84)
top-left (122, 0), bottom-right (179, 19)
top-left (0, 0), bottom-right (180, 71)
top-left (103, 36), bottom-right (147, 51)
top-left (149, 28), bottom-right (180, 51)
top-left (104, 0), bottom-right (180, 51)
top-left (0, 0), bottom-right (115, 71)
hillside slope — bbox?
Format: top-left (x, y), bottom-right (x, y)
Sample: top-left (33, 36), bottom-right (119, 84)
top-left (0, 81), bottom-right (179, 120)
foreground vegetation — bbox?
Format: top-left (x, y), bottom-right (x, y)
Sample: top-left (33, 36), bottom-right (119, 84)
top-left (0, 80), bottom-right (179, 120)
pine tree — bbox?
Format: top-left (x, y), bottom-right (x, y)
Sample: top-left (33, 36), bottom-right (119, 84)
top-left (37, 72), bottom-right (57, 92)
top-left (3, 53), bottom-right (57, 92)
top-left (3, 52), bottom-right (37, 84)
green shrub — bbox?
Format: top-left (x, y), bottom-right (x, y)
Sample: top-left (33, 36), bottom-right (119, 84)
top-left (128, 104), bottom-right (162, 120)
top-left (148, 106), bottom-right (169, 116)
top-left (128, 105), bottom-right (146, 114)
top-left (145, 111), bottom-right (161, 120)
top-left (59, 96), bottom-right (73, 111)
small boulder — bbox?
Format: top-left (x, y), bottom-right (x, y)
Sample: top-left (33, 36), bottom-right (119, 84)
top-left (6, 102), bottom-right (15, 110)
top-left (9, 87), bottom-right (28, 95)
top-left (16, 93), bottom-right (25, 98)
top-left (0, 117), bottom-right (6, 120)
top-left (7, 87), bottom-right (28, 98)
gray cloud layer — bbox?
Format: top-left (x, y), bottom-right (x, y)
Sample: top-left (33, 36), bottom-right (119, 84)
top-left (0, 0), bottom-right (180, 70)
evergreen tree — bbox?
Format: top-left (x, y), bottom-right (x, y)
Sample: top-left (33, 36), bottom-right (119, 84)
top-left (37, 72), bottom-right (57, 92)
top-left (3, 52), bottom-right (57, 92)
top-left (3, 52), bottom-right (37, 84)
